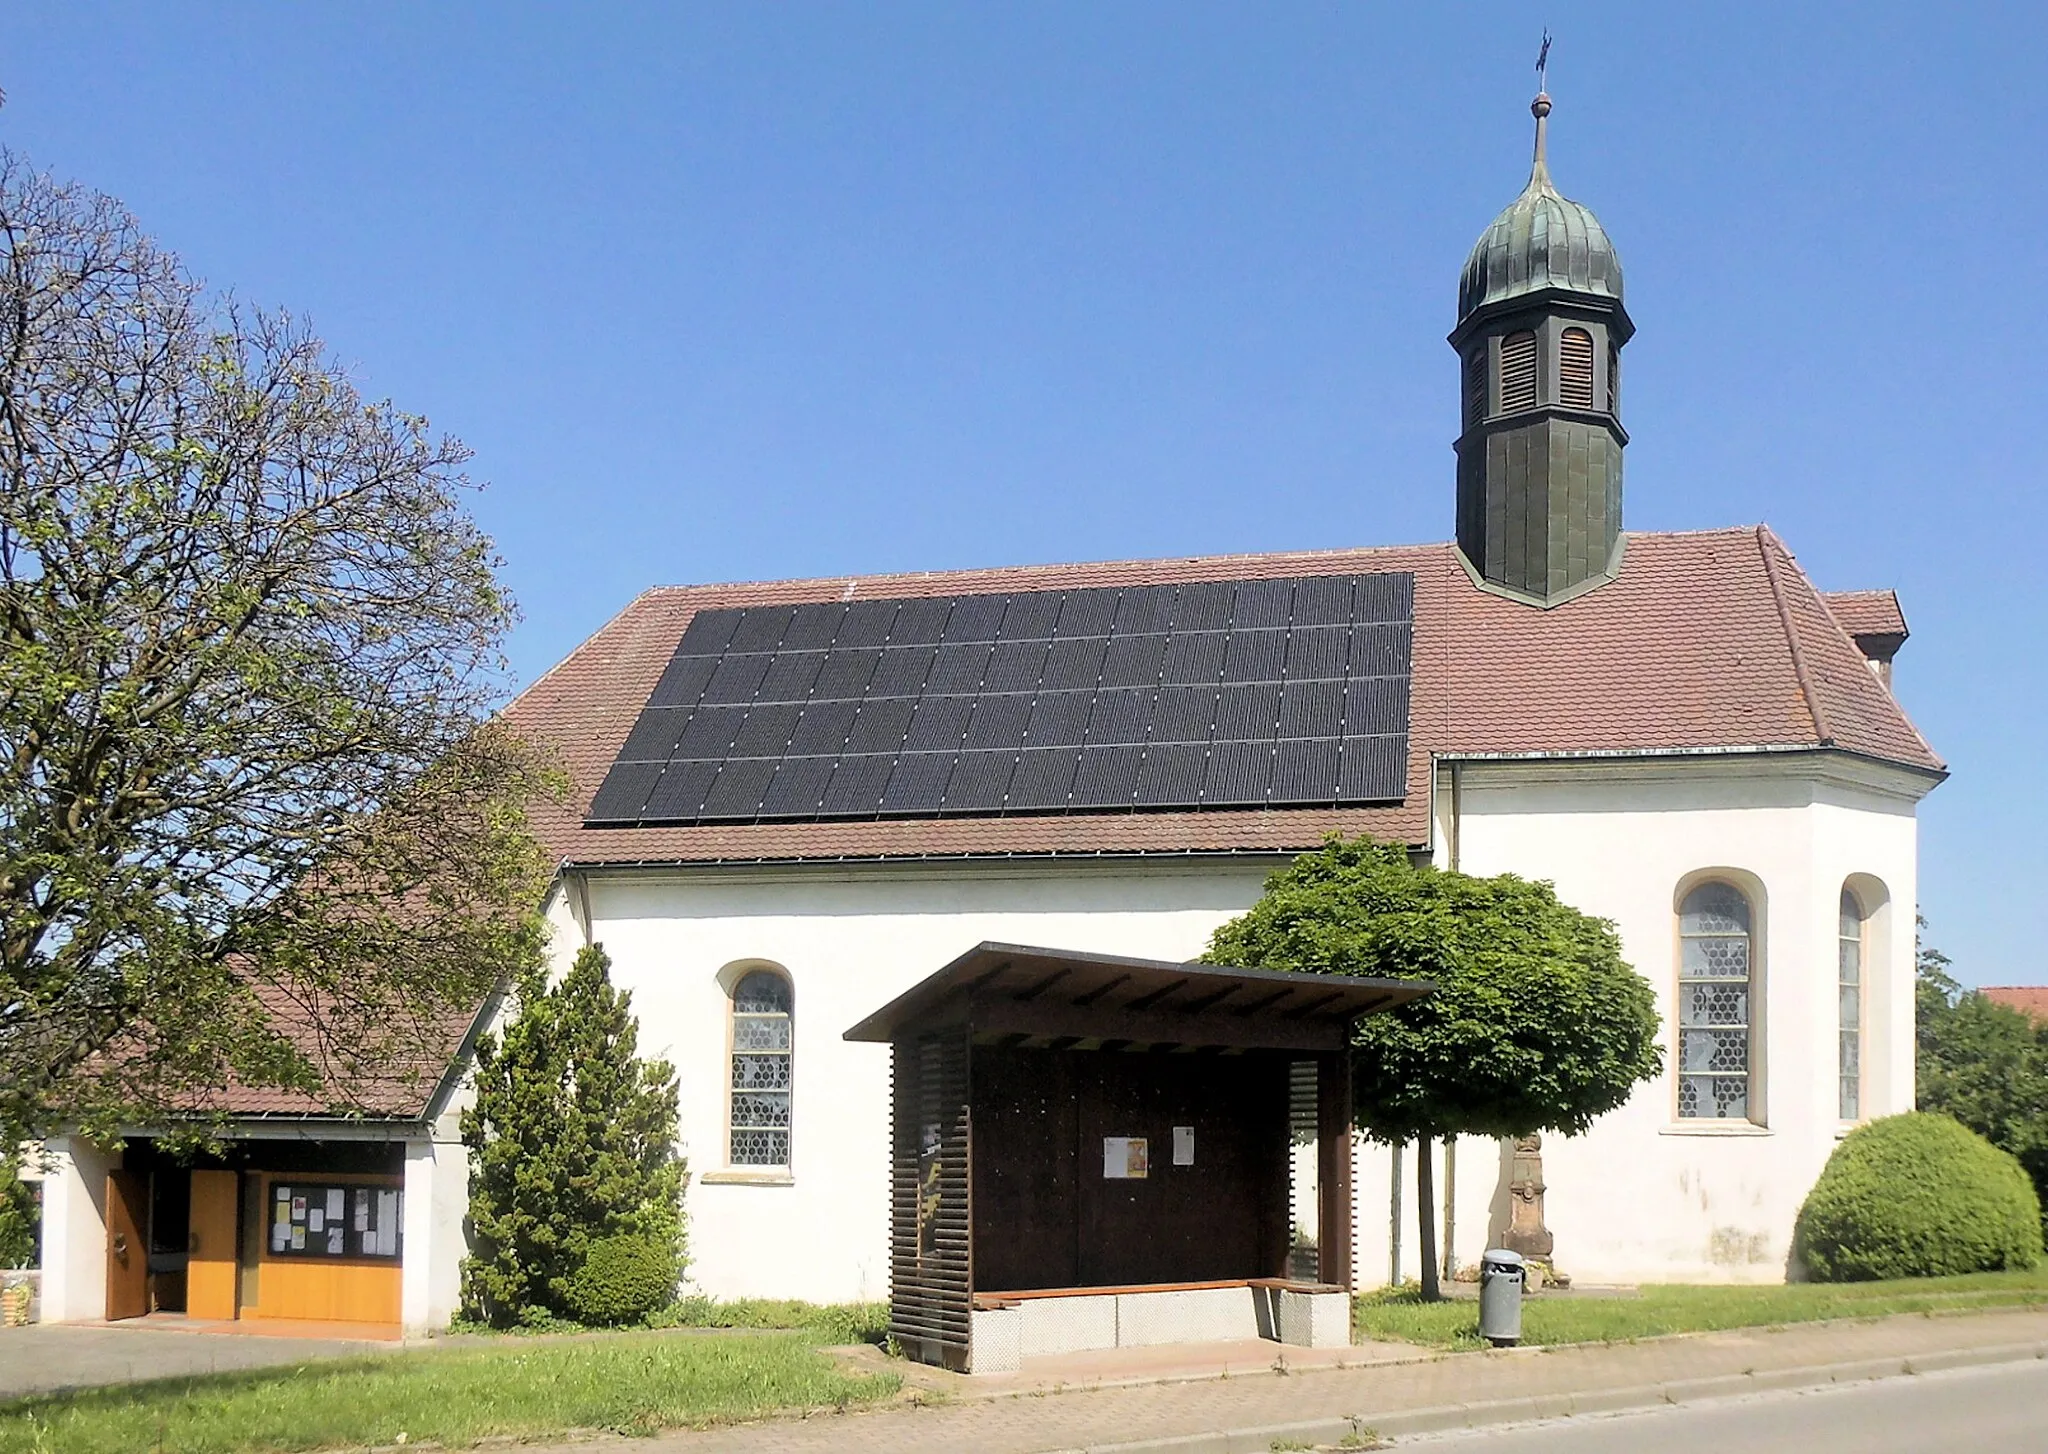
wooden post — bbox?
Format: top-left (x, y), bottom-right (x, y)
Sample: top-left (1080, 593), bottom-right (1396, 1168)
top-left (1316, 1050), bottom-right (1353, 1290)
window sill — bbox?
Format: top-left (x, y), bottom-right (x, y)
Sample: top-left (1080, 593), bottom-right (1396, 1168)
top-left (699, 1169), bottom-right (795, 1186)
top-left (1658, 1121), bottom-right (1772, 1137)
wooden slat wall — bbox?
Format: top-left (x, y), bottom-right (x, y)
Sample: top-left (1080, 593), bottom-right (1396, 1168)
top-left (888, 1032), bottom-right (973, 1370)
top-left (1559, 327), bottom-right (1595, 409)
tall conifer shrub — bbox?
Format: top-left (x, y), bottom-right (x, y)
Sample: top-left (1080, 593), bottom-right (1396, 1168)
top-left (459, 944), bottom-right (685, 1326)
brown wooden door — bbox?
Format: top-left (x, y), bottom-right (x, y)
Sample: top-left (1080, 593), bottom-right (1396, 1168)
top-left (105, 1170), bottom-right (149, 1321)
top-left (187, 1171), bottom-right (239, 1320)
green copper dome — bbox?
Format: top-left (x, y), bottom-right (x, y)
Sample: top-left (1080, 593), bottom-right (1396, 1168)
top-left (1458, 96), bottom-right (1622, 321)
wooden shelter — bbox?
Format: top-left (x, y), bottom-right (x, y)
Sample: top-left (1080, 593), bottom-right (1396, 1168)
top-left (844, 942), bottom-right (1429, 1371)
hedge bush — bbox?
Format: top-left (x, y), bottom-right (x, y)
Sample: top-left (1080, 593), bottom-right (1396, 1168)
top-left (1794, 1112), bottom-right (2043, 1281)
top-left (563, 1234), bottom-right (680, 1327)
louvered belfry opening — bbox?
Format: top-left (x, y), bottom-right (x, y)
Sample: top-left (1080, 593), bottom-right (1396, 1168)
top-left (1559, 327), bottom-right (1595, 409)
top-left (848, 942), bottom-right (1430, 1371)
top-left (1461, 349), bottom-right (1487, 430)
top-left (1498, 330), bottom-right (1538, 412)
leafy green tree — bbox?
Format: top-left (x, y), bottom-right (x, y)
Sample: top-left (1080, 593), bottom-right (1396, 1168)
top-left (460, 944), bottom-right (686, 1327)
top-left (0, 1154), bottom-right (37, 1270)
top-left (1915, 921), bottom-right (2048, 1236)
top-left (0, 150), bottom-right (556, 1146)
top-left (1205, 837), bottom-right (1663, 1299)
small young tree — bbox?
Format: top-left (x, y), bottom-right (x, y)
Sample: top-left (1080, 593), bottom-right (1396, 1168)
top-left (460, 944), bottom-right (685, 1326)
top-left (1205, 837), bottom-right (1663, 1299)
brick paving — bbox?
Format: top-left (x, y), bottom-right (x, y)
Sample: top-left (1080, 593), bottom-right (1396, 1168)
top-left (554, 1307), bottom-right (2048, 1453)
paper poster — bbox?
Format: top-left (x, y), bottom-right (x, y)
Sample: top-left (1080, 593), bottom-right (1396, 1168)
top-left (1173, 1125), bottom-right (1195, 1166)
top-left (272, 1223), bottom-right (288, 1252)
top-left (308, 1208), bottom-right (324, 1233)
top-left (378, 1190), bottom-right (400, 1254)
top-left (276, 1184), bottom-right (290, 1203)
top-left (328, 1228), bottom-right (345, 1254)
top-left (354, 1197), bottom-right (369, 1232)
top-left (291, 1196), bottom-right (306, 1219)
top-left (290, 1225), bottom-right (306, 1250)
top-left (326, 1189), bottom-right (345, 1220)
top-left (1103, 1136), bottom-right (1149, 1179)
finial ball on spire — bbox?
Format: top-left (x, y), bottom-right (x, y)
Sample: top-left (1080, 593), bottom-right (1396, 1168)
top-left (1532, 94), bottom-right (1552, 119)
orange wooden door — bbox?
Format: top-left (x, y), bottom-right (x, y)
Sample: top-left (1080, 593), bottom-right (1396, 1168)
top-left (105, 1170), bottom-right (148, 1321)
top-left (187, 1170), bottom-right (240, 1320)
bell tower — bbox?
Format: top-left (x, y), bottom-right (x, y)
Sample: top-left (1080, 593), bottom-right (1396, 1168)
top-left (1450, 90), bottom-right (1632, 606)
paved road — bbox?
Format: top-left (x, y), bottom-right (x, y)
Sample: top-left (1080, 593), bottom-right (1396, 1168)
top-left (1399, 1359), bottom-right (2048, 1452)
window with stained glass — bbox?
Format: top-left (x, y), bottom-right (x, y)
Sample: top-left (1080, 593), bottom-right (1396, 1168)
top-left (1678, 882), bottom-right (1754, 1120)
top-left (1839, 890), bottom-right (1863, 1121)
top-left (730, 970), bottom-right (792, 1166)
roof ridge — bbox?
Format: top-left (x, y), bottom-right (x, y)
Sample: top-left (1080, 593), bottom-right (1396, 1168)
top-left (1755, 525), bottom-right (1834, 747)
top-left (627, 540), bottom-right (1457, 600)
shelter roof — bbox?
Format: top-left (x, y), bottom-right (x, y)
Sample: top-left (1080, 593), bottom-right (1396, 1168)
top-left (842, 941), bottom-right (1430, 1054)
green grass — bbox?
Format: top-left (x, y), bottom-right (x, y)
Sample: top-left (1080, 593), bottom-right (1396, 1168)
top-left (657, 1296), bottom-right (891, 1345)
top-left (1354, 1266), bottom-right (2048, 1351)
top-left (0, 1330), bottom-right (899, 1454)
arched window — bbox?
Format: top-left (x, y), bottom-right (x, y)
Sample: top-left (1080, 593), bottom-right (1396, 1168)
top-left (1839, 889), bottom-right (1864, 1120)
top-left (1462, 349), bottom-right (1487, 430)
top-left (1678, 882), bottom-right (1755, 1120)
top-left (1499, 331), bottom-right (1538, 412)
top-left (1559, 327), bottom-right (1595, 409)
top-left (729, 970), bottom-right (793, 1166)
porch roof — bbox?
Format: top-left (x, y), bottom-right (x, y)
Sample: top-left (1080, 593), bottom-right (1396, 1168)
top-left (842, 940), bottom-right (1428, 1054)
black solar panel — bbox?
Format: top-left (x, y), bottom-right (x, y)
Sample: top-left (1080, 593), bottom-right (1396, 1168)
top-left (583, 571), bottom-right (1415, 825)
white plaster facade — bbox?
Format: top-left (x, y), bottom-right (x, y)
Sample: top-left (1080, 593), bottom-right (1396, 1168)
top-left (544, 747), bottom-right (1927, 1301)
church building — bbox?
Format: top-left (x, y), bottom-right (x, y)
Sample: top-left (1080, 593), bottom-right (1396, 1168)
top-left (34, 90), bottom-right (1941, 1347)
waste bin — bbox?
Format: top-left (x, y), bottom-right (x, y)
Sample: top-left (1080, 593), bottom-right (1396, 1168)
top-left (1478, 1248), bottom-right (1525, 1346)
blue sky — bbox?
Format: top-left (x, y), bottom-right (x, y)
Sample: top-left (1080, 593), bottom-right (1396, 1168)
top-left (6, 4), bottom-right (2043, 986)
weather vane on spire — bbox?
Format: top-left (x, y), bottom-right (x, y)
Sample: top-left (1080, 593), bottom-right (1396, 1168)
top-left (1536, 30), bottom-right (1552, 96)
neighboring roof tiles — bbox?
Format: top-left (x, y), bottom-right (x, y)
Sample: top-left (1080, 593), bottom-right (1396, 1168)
top-left (1982, 987), bottom-right (2048, 1025)
top-left (1823, 590), bottom-right (1908, 642)
top-left (503, 527), bottom-right (1943, 867)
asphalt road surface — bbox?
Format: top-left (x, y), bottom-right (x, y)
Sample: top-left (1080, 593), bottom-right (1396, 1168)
top-left (1398, 1359), bottom-right (2048, 1452)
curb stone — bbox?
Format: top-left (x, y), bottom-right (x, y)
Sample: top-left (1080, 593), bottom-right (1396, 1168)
top-left (1037, 1338), bottom-right (2048, 1453)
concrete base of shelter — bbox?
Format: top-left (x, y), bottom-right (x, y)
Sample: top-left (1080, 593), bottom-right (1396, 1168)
top-left (968, 1281), bottom-right (1349, 1373)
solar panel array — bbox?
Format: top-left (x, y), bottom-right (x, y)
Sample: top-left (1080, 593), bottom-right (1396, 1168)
top-left (585, 571), bottom-right (1414, 826)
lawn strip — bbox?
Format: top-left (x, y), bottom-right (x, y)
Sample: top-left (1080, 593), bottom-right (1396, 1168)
top-left (1353, 1267), bottom-right (2048, 1350)
top-left (0, 1329), bottom-right (899, 1454)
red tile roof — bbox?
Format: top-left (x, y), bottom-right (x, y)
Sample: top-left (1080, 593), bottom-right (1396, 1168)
top-left (502, 526), bottom-right (1942, 868)
top-left (1822, 589), bottom-right (1909, 642)
top-left (180, 527), bottom-right (1943, 1120)
top-left (1982, 987), bottom-right (2048, 1025)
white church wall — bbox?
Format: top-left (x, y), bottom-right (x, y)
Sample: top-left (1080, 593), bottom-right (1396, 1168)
top-left (574, 860), bottom-right (1274, 1303)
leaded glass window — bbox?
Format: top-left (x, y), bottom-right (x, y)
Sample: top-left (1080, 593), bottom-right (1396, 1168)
top-left (730, 970), bottom-right (792, 1166)
top-left (1839, 890), bottom-right (1863, 1121)
top-left (1678, 882), bottom-right (1754, 1120)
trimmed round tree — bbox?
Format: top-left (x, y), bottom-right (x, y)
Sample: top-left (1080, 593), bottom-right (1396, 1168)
top-left (1794, 1112), bottom-right (2042, 1281)
top-left (1204, 837), bottom-right (1663, 1299)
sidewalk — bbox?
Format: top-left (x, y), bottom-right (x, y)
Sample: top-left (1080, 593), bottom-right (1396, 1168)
top-left (563, 1306), bottom-right (2048, 1454)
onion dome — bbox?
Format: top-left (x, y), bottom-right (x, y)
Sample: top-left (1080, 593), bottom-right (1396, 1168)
top-left (1457, 95), bottom-right (1622, 322)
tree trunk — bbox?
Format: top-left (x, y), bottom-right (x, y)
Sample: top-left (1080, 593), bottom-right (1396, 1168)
top-left (1415, 1135), bottom-right (1440, 1301)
